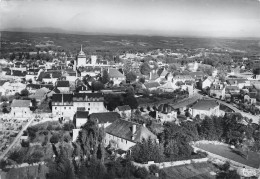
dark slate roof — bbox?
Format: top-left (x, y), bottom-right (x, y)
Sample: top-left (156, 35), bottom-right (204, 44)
top-left (27, 84), bottom-right (54, 90)
top-left (144, 82), bottom-right (160, 89)
top-left (28, 69), bottom-right (40, 73)
top-left (2, 67), bottom-right (10, 72)
top-left (226, 86), bottom-right (239, 90)
top-left (117, 105), bottom-right (131, 111)
top-left (191, 100), bottom-right (219, 110)
top-left (12, 70), bottom-right (26, 77)
top-left (76, 111), bottom-right (89, 119)
top-left (73, 93), bottom-right (104, 102)
top-left (52, 93), bottom-right (73, 103)
top-left (157, 104), bottom-right (176, 114)
top-left (105, 119), bottom-right (157, 143)
top-left (226, 78), bottom-right (247, 85)
top-left (11, 99), bottom-right (31, 107)
top-left (56, 81), bottom-right (70, 87)
top-left (89, 112), bottom-right (120, 123)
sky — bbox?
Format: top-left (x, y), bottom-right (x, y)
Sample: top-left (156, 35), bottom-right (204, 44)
top-left (0, 0), bottom-right (260, 38)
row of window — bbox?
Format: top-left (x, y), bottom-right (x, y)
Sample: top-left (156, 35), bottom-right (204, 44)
top-left (107, 134), bottom-right (128, 144)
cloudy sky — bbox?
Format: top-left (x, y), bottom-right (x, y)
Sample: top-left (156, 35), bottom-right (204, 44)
top-left (1, 0), bottom-right (260, 37)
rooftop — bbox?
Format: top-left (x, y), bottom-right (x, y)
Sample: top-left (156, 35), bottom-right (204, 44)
top-left (105, 119), bottom-right (157, 143)
top-left (89, 112), bottom-right (120, 123)
top-left (76, 111), bottom-right (89, 119)
top-left (108, 68), bottom-right (125, 78)
top-left (116, 105), bottom-right (131, 111)
top-left (56, 80), bottom-right (70, 87)
top-left (191, 99), bottom-right (219, 110)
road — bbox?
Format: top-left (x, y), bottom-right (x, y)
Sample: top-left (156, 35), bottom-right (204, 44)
top-left (0, 117), bottom-right (35, 160)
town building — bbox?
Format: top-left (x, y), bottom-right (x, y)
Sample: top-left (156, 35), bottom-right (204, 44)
top-left (156, 104), bottom-right (178, 123)
top-left (115, 105), bottom-right (131, 118)
top-left (52, 93), bottom-right (74, 120)
top-left (189, 99), bottom-right (220, 119)
top-left (89, 112), bottom-right (121, 128)
top-left (56, 81), bottom-right (70, 93)
top-left (73, 93), bottom-right (106, 114)
top-left (107, 68), bottom-right (125, 85)
top-left (210, 83), bottom-right (225, 100)
top-left (75, 111), bottom-right (89, 128)
top-left (105, 120), bottom-right (157, 151)
top-left (10, 99), bottom-right (32, 118)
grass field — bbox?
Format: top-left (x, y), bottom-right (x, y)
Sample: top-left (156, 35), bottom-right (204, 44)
top-left (162, 162), bottom-right (217, 179)
top-left (195, 143), bottom-right (260, 168)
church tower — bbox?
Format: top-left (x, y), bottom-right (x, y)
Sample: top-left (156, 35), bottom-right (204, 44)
top-left (76, 45), bottom-right (87, 67)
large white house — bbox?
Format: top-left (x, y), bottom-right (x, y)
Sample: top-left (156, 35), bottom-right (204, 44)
top-left (189, 99), bottom-right (220, 119)
top-left (105, 120), bottom-right (157, 151)
top-left (10, 100), bottom-right (32, 119)
top-left (156, 104), bottom-right (178, 123)
top-left (52, 93), bottom-right (74, 120)
top-left (73, 93), bottom-right (106, 114)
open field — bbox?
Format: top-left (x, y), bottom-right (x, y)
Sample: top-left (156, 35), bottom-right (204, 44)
top-left (195, 143), bottom-right (260, 169)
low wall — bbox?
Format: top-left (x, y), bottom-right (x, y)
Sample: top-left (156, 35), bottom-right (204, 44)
top-left (5, 161), bottom-right (45, 169)
top-left (132, 157), bottom-right (208, 170)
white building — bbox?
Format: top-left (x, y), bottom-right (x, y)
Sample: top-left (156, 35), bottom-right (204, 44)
top-left (156, 104), bottom-right (178, 123)
top-left (189, 99), bottom-right (220, 119)
top-left (10, 100), bottom-right (32, 119)
top-left (52, 94), bottom-right (74, 120)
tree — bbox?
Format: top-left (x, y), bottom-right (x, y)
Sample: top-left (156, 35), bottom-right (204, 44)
top-left (92, 81), bottom-right (104, 91)
top-left (140, 62), bottom-right (151, 75)
top-left (168, 64), bottom-right (177, 73)
top-left (0, 96), bottom-right (8, 102)
top-left (101, 70), bottom-right (110, 84)
top-left (50, 134), bottom-right (60, 144)
top-left (126, 71), bottom-right (137, 82)
top-left (164, 140), bottom-right (179, 160)
top-left (123, 95), bottom-right (138, 109)
top-left (47, 146), bottom-right (75, 179)
top-left (131, 137), bottom-right (164, 163)
top-left (20, 89), bottom-right (29, 97)
top-left (135, 167), bottom-right (149, 179)
top-left (139, 77), bottom-right (145, 84)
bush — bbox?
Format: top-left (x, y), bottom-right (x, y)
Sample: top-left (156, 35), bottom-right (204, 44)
top-left (50, 134), bottom-right (60, 144)
top-left (63, 133), bottom-right (71, 143)
top-left (26, 151), bottom-right (44, 164)
top-left (135, 167), bottom-right (149, 179)
top-left (21, 140), bottom-right (30, 147)
top-left (149, 164), bottom-right (159, 174)
top-left (47, 125), bottom-right (53, 131)
top-left (63, 122), bottom-right (74, 131)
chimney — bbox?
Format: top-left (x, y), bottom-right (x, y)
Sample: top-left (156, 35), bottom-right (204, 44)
top-left (132, 124), bottom-right (136, 134)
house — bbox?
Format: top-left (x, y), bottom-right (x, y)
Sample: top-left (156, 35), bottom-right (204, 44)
top-left (10, 100), bottom-right (32, 118)
top-left (172, 75), bottom-right (194, 84)
top-left (226, 78), bottom-right (248, 89)
top-left (26, 84), bottom-right (54, 94)
top-left (108, 68), bottom-right (125, 85)
top-left (226, 86), bottom-right (240, 94)
top-left (75, 111), bottom-right (89, 128)
top-left (158, 81), bottom-right (178, 92)
top-left (115, 105), bottom-right (131, 118)
top-left (144, 82), bottom-right (160, 91)
top-left (202, 76), bottom-right (214, 89)
top-left (105, 120), bottom-right (157, 151)
top-left (73, 93), bottom-right (106, 114)
top-left (25, 69), bottom-right (39, 82)
top-left (159, 68), bottom-right (168, 79)
top-left (156, 104), bottom-right (178, 123)
top-left (244, 92), bottom-right (257, 104)
top-left (89, 112), bottom-right (120, 128)
top-left (52, 93), bottom-right (74, 120)
top-left (189, 99), bottom-right (220, 119)
top-left (56, 81), bottom-right (70, 93)
top-left (189, 71), bottom-right (205, 81)
top-left (210, 84), bottom-right (225, 100)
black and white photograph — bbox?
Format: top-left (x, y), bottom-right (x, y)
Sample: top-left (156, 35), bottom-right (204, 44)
top-left (0, 0), bottom-right (260, 178)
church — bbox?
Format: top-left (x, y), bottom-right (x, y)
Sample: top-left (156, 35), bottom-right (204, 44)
top-left (74, 45), bottom-right (97, 70)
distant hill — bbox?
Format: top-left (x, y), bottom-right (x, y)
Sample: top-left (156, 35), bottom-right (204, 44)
top-left (1, 30), bottom-right (260, 55)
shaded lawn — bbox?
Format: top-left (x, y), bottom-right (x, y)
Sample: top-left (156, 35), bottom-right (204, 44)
top-left (195, 143), bottom-right (260, 168)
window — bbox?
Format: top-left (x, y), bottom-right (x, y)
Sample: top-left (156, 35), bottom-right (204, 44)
top-left (126, 140), bottom-right (127, 144)
top-left (121, 139), bottom-right (123, 142)
top-left (55, 107), bottom-right (57, 110)
top-left (88, 108), bottom-right (90, 111)
top-left (64, 107), bottom-right (66, 109)
top-left (69, 107), bottom-right (71, 110)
